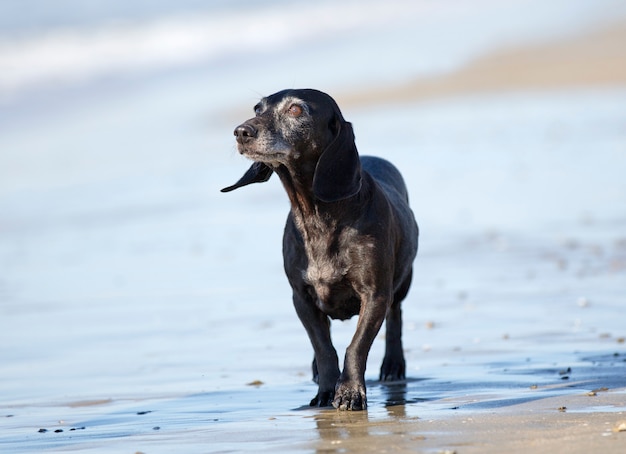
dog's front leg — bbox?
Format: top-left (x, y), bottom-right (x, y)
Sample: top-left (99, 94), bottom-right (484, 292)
top-left (333, 293), bottom-right (389, 410)
top-left (292, 291), bottom-right (340, 407)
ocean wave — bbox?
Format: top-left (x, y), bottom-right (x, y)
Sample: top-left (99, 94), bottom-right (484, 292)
top-left (0, 0), bottom-right (442, 97)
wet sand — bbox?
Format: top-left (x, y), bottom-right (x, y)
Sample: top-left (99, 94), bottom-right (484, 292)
top-left (4, 350), bottom-right (624, 452)
top-left (1, 7), bottom-right (626, 454)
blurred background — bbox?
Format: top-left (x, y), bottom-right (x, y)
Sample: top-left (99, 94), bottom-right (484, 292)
top-left (1, 0), bottom-right (625, 423)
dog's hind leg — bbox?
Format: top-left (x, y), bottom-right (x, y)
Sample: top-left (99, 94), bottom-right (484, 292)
top-left (379, 270), bottom-right (412, 381)
top-left (311, 316), bottom-right (330, 383)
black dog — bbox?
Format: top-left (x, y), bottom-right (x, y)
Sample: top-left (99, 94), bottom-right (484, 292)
top-left (222, 89), bottom-right (418, 410)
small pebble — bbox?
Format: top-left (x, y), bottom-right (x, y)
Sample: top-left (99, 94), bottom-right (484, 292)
top-left (613, 421), bottom-right (626, 432)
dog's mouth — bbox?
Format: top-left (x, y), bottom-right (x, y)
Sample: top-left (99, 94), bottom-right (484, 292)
top-left (237, 142), bottom-right (291, 164)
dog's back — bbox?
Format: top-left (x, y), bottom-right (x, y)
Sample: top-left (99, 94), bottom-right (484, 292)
top-left (361, 155), bottom-right (418, 245)
top-left (361, 156), bottom-right (410, 202)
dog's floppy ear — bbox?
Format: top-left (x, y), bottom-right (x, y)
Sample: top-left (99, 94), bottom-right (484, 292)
top-left (313, 119), bottom-right (362, 202)
top-left (221, 162), bottom-right (273, 192)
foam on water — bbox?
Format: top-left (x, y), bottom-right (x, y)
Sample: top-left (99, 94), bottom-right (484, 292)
top-left (1, 0), bottom-right (625, 98)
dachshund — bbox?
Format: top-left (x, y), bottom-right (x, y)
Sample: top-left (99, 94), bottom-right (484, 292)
top-left (222, 89), bottom-right (418, 410)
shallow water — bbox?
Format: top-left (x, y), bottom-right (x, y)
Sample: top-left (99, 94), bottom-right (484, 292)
top-left (1, 352), bottom-right (624, 452)
top-left (2, 89), bottom-right (625, 450)
top-left (1, 1), bottom-right (626, 452)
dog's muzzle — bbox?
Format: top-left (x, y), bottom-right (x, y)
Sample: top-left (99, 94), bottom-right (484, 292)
top-left (234, 123), bottom-right (257, 145)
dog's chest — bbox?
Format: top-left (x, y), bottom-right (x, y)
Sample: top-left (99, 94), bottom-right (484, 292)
top-left (303, 233), bottom-right (347, 283)
top-left (305, 253), bottom-right (347, 292)
top-left (300, 226), bottom-right (363, 319)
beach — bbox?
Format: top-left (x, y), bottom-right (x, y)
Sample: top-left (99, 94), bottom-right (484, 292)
top-left (1, 1), bottom-right (625, 452)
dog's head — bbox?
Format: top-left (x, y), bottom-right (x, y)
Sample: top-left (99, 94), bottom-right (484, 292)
top-left (221, 89), bottom-right (361, 202)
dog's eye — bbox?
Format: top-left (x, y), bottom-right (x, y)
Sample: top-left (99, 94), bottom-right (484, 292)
top-left (287, 104), bottom-right (303, 117)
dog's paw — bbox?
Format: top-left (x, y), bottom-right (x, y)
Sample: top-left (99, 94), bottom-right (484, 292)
top-left (332, 382), bottom-right (367, 411)
top-left (379, 356), bottom-right (406, 381)
top-left (309, 390), bottom-right (334, 407)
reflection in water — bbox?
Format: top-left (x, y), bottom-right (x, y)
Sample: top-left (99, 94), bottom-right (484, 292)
top-left (382, 381), bottom-right (409, 418)
top-left (310, 380), bottom-right (429, 453)
top-left (313, 410), bottom-right (372, 453)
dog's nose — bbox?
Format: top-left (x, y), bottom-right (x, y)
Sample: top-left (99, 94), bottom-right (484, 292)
top-left (234, 124), bottom-right (257, 144)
